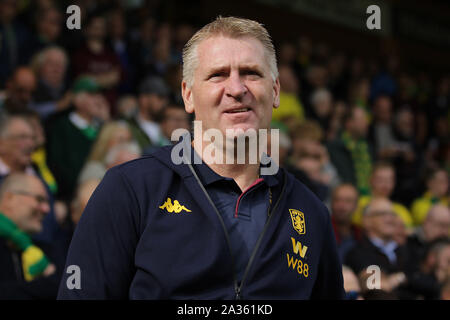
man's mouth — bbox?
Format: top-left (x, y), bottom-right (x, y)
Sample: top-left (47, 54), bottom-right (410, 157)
top-left (225, 107), bottom-right (251, 114)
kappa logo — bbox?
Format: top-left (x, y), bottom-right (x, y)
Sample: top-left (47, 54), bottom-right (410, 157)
top-left (289, 209), bottom-right (306, 235)
top-left (159, 197), bottom-right (192, 214)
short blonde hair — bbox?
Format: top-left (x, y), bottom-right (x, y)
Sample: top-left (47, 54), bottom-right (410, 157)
top-left (182, 16), bottom-right (278, 87)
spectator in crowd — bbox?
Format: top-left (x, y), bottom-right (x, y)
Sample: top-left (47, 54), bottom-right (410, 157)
top-left (126, 76), bottom-right (170, 150)
top-left (116, 95), bottom-right (138, 119)
top-left (351, 162), bottom-right (413, 229)
top-left (271, 64), bottom-right (304, 126)
top-left (331, 183), bottom-right (361, 261)
top-left (83, 119), bottom-right (132, 157)
top-left (291, 121), bottom-right (340, 188)
top-left (392, 215), bottom-right (408, 247)
top-left (70, 178), bottom-right (101, 227)
top-left (308, 88), bottom-right (334, 135)
top-left (133, 16), bottom-right (156, 80)
top-left (405, 204), bottom-right (450, 275)
top-left (287, 121), bottom-right (337, 201)
top-left (425, 116), bottom-right (449, 172)
top-left (159, 104), bottom-right (190, 143)
top-left (327, 52), bottom-right (348, 101)
top-left (47, 77), bottom-right (110, 200)
top-left (295, 156), bottom-right (330, 202)
top-left (345, 198), bottom-right (408, 295)
top-left (106, 8), bottom-right (135, 94)
top-left (342, 265), bottom-right (363, 300)
top-left (368, 95), bottom-right (397, 160)
top-left (0, 173), bottom-right (60, 299)
top-left (296, 35), bottom-right (312, 69)
top-left (59, 178), bottom-right (101, 259)
top-left (348, 77), bottom-right (370, 112)
top-left (78, 120), bottom-right (133, 183)
top-left (104, 142), bottom-right (141, 169)
top-left (144, 22), bottom-right (178, 77)
top-left (143, 104), bottom-right (190, 155)
top-left (165, 63), bottom-right (184, 106)
top-left (0, 114), bottom-right (36, 182)
top-left (327, 106), bottom-right (373, 195)
top-left (72, 12), bottom-right (122, 113)
top-left (0, 0), bottom-right (31, 88)
top-left (302, 64), bottom-right (328, 113)
top-left (27, 6), bottom-right (63, 58)
top-left (411, 167), bottom-right (449, 226)
top-left (21, 110), bottom-right (58, 195)
top-left (0, 112), bottom-right (63, 245)
top-left (0, 67), bottom-right (36, 114)
top-left (30, 46), bottom-right (72, 119)
top-left (405, 239), bottom-right (450, 299)
top-left (391, 107), bottom-right (424, 205)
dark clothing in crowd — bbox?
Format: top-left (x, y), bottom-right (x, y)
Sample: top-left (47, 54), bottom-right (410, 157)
top-left (0, 237), bottom-right (62, 299)
top-left (345, 236), bottom-right (407, 275)
top-left (72, 44), bottom-right (123, 113)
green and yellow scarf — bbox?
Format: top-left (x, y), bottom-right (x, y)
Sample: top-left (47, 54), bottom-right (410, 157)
top-left (0, 212), bottom-right (49, 281)
top-left (341, 131), bottom-right (372, 196)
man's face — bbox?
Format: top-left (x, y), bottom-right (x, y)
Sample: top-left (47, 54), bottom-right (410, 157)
top-left (38, 9), bottom-right (61, 41)
top-left (348, 108), bottom-right (368, 138)
top-left (428, 170), bottom-right (449, 198)
top-left (370, 168), bottom-right (395, 197)
top-left (424, 207), bottom-right (450, 241)
top-left (86, 17), bottom-right (106, 41)
top-left (7, 178), bottom-right (50, 234)
top-left (374, 97), bottom-right (392, 123)
top-left (7, 71), bottom-right (36, 110)
top-left (331, 186), bottom-right (358, 223)
top-left (161, 107), bottom-right (190, 139)
top-left (182, 36), bottom-right (280, 137)
top-left (0, 118), bottom-right (35, 168)
top-left (41, 50), bottom-right (66, 87)
top-left (139, 93), bottom-right (168, 119)
top-left (363, 201), bottom-right (397, 240)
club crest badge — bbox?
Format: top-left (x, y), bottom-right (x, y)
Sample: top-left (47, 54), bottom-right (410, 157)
top-left (289, 209), bottom-right (306, 235)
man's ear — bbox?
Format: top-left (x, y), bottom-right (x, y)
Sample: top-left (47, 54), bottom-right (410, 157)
top-left (273, 77), bottom-right (281, 109)
top-left (182, 81), bottom-right (194, 114)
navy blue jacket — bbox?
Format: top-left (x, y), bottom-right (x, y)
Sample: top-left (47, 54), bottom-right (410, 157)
top-left (57, 141), bottom-right (344, 299)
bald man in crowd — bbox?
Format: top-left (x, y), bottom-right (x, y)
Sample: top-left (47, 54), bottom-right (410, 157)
top-left (345, 198), bottom-right (408, 295)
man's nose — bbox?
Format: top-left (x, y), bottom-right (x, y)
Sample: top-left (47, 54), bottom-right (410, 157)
top-left (225, 72), bottom-right (247, 100)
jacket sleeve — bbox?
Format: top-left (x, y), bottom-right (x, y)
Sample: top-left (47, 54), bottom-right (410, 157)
top-left (310, 208), bottom-right (345, 299)
top-left (57, 166), bottom-right (140, 299)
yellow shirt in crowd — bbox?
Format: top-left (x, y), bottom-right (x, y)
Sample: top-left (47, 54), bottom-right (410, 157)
top-left (410, 192), bottom-right (449, 226)
top-left (272, 91), bottom-right (305, 123)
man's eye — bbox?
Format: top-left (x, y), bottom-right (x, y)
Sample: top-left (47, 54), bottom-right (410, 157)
top-left (209, 72), bottom-right (226, 79)
top-left (243, 70), bottom-right (261, 77)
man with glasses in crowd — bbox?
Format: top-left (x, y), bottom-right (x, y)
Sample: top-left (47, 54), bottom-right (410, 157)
top-left (0, 173), bottom-right (61, 299)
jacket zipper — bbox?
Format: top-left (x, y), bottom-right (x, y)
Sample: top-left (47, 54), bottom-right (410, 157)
top-left (235, 172), bottom-right (286, 299)
top-left (186, 162), bottom-right (241, 298)
top-left (187, 162), bottom-right (287, 300)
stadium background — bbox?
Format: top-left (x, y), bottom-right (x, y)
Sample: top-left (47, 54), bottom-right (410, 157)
top-left (0, 0), bottom-right (449, 299)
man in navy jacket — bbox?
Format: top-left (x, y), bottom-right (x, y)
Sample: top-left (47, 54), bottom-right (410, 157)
top-left (58, 16), bottom-right (344, 300)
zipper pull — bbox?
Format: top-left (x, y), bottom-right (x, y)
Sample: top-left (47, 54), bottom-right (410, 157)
top-left (235, 282), bottom-right (241, 300)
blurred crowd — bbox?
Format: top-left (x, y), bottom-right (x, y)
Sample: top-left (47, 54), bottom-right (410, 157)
top-left (0, 0), bottom-right (449, 300)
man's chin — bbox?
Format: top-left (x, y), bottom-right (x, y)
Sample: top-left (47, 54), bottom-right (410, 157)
top-left (224, 124), bottom-right (260, 136)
